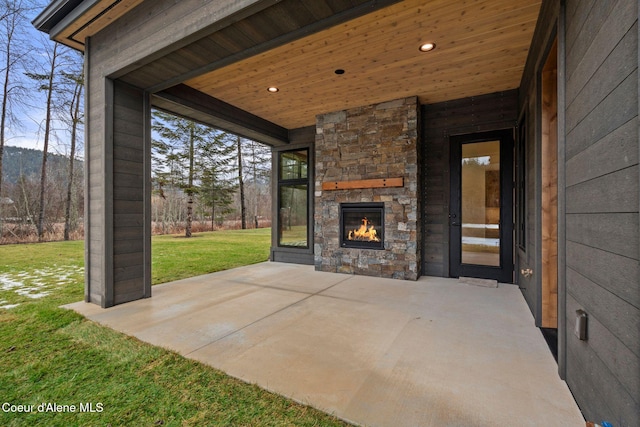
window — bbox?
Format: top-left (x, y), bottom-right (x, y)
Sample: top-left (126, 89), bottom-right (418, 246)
top-left (280, 150), bottom-right (308, 180)
top-left (278, 149), bottom-right (309, 247)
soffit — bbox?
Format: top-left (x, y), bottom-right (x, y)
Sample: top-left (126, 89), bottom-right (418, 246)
top-left (184, 0), bottom-right (542, 129)
top-left (51, 0), bottom-right (145, 50)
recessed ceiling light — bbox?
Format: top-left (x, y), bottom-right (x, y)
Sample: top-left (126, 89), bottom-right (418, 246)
top-left (267, 86), bottom-right (279, 93)
top-left (419, 42), bottom-right (436, 52)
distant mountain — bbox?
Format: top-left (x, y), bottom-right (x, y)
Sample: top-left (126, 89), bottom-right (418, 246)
top-left (1, 146), bottom-right (83, 186)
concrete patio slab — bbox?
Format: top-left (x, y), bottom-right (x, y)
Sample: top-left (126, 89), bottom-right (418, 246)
top-left (64, 262), bottom-right (584, 427)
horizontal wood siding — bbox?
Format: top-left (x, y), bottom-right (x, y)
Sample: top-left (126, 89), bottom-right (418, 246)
top-left (564, 0), bottom-right (640, 424)
top-left (421, 90), bottom-right (518, 277)
top-left (89, 0), bottom-right (269, 79)
top-left (86, 37), bottom-right (108, 306)
top-left (271, 249), bottom-right (314, 265)
top-left (112, 81), bottom-right (149, 305)
top-left (85, 51), bottom-right (149, 307)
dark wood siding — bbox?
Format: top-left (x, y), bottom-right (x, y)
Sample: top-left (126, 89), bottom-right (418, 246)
top-left (564, 0), bottom-right (639, 424)
top-left (112, 81), bottom-right (150, 305)
top-left (89, 0), bottom-right (271, 79)
top-left (85, 67), bottom-right (150, 307)
top-left (85, 37), bottom-right (109, 306)
top-left (421, 90), bottom-right (518, 277)
top-left (520, 94), bottom-right (538, 314)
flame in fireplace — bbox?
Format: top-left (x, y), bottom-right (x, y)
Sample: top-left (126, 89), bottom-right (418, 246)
top-left (348, 217), bottom-right (381, 242)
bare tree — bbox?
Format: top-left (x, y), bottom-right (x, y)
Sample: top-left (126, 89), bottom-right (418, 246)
top-left (62, 67), bottom-right (83, 240)
top-left (236, 135), bottom-right (246, 229)
top-left (185, 124), bottom-right (195, 237)
top-left (0, 0), bottom-right (33, 232)
top-left (242, 139), bottom-right (270, 228)
top-left (27, 41), bottom-right (61, 239)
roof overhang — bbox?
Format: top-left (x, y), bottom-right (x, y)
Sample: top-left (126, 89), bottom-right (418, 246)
top-left (33, 0), bottom-right (144, 51)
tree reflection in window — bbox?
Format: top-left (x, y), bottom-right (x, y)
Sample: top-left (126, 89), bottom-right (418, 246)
top-left (278, 150), bottom-right (308, 247)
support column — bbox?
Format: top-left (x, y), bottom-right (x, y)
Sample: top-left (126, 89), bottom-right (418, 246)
top-left (85, 71), bottom-right (151, 307)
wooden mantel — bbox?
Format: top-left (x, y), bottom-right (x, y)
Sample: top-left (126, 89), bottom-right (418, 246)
top-left (321, 177), bottom-right (404, 191)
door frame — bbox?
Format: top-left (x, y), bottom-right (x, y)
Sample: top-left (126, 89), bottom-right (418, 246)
top-left (449, 128), bottom-right (514, 283)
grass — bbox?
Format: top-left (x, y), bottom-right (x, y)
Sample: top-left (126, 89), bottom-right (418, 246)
top-left (0, 229), bottom-right (349, 427)
top-left (152, 228), bottom-right (271, 283)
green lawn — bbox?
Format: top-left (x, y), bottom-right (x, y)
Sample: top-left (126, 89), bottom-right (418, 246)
top-left (152, 228), bottom-right (272, 283)
top-left (0, 229), bottom-right (349, 426)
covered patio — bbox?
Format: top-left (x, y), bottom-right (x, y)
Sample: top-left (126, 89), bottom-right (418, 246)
top-left (34, 0), bottom-right (640, 423)
top-left (65, 263), bottom-right (583, 426)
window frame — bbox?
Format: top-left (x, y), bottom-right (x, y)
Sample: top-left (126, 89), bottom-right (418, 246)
top-left (277, 148), bottom-right (310, 249)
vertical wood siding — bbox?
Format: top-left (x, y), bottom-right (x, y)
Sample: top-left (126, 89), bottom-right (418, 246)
top-left (421, 90), bottom-right (518, 277)
top-left (564, 0), bottom-right (639, 424)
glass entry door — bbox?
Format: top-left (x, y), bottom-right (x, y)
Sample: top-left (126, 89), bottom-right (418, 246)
top-left (450, 130), bottom-right (513, 283)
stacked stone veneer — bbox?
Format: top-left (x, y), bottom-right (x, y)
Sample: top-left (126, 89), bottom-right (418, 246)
top-left (314, 96), bottom-right (421, 280)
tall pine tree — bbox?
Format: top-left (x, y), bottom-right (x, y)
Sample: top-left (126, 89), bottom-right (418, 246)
top-left (199, 131), bottom-right (237, 230)
top-left (152, 110), bottom-right (238, 235)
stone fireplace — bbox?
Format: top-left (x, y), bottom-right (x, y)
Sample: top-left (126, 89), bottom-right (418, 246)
top-left (314, 96), bottom-right (421, 280)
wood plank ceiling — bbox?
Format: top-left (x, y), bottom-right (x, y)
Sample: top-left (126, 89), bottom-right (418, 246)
top-left (48, 0), bottom-right (542, 132)
top-left (184, 0), bottom-right (542, 129)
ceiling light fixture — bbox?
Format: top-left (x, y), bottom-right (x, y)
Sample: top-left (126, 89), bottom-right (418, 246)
top-left (267, 86), bottom-right (279, 93)
top-left (419, 42), bottom-right (436, 52)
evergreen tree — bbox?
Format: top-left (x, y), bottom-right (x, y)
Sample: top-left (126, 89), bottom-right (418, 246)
top-left (199, 131), bottom-right (237, 229)
top-left (152, 110), bottom-right (239, 236)
top-left (153, 111), bottom-right (200, 237)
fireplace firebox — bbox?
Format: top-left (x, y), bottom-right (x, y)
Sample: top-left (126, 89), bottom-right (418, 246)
top-left (340, 203), bottom-right (385, 250)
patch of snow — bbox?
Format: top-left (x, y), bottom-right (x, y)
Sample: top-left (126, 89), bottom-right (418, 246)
top-left (0, 266), bottom-right (84, 306)
top-left (0, 303), bottom-right (19, 309)
top-left (0, 275), bottom-right (24, 291)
